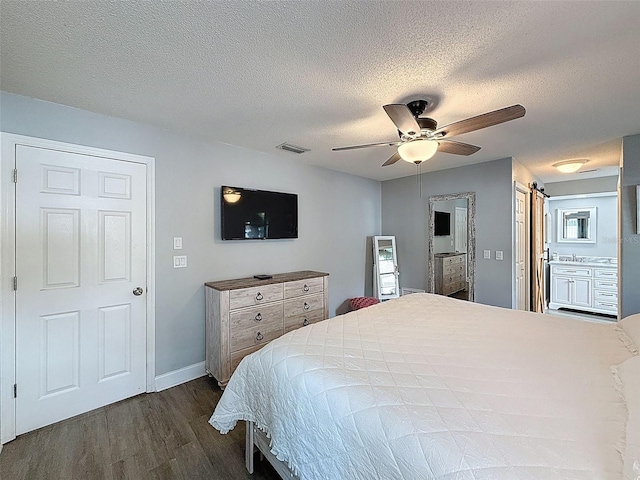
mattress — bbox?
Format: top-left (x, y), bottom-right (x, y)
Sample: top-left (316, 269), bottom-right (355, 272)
top-left (210, 293), bottom-right (636, 480)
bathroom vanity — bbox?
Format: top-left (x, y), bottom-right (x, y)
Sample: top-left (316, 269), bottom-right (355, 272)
top-left (549, 258), bottom-right (617, 316)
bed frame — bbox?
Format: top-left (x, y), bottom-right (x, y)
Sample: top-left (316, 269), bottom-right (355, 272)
top-left (246, 421), bottom-right (299, 479)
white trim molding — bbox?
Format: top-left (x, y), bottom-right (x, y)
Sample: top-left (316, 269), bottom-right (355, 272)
top-left (0, 133), bottom-right (156, 444)
top-left (155, 362), bottom-right (206, 392)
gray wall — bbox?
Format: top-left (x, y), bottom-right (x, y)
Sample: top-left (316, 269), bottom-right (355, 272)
top-left (0, 92), bottom-right (381, 375)
top-left (544, 176), bottom-right (619, 196)
top-left (620, 134), bottom-right (640, 318)
top-left (382, 158), bottom-right (514, 308)
top-left (548, 194), bottom-right (617, 258)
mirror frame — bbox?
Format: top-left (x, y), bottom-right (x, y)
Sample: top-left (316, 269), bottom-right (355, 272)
top-left (427, 192), bottom-right (476, 301)
top-left (373, 235), bottom-right (400, 300)
top-left (556, 207), bottom-right (597, 243)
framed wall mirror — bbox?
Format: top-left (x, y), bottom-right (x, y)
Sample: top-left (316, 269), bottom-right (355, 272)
top-left (556, 207), bottom-right (596, 243)
top-left (373, 235), bottom-right (400, 300)
top-left (427, 192), bottom-right (476, 301)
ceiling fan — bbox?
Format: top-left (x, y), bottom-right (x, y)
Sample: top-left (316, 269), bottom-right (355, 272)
top-left (332, 100), bottom-right (526, 166)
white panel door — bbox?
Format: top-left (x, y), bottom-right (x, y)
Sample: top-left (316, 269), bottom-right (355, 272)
top-left (15, 145), bottom-right (147, 434)
top-left (515, 189), bottom-right (527, 310)
top-left (454, 207), bottom-right (467, 253)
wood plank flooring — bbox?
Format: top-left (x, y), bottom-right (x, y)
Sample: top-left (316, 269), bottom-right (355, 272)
top-left (0, 376), bottom-right (280, 480)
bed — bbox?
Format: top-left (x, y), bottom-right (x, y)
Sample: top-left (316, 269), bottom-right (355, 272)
top-left (209, 293), bottom-right (640, 480)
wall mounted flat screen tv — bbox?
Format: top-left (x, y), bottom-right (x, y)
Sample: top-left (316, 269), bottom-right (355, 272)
top-left (221, 186), bottom-right (298, 240)
top-left (434, 211), bottom-right (451, 236)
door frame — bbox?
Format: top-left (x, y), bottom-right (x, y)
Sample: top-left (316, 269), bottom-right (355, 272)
top-left (512, 182), bottom-right (530, 310)
top-left (0, 133), bottom-right (156, 444)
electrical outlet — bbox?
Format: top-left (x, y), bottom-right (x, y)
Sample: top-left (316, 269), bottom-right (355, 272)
top-left (496, 250), bottom-right (504, 260)
top-left (483, 250), bottom-right (491, 259)
top-left (173, 255), bottom-right (187, 268)
top-left (173, 237), bottom-right (183, 249)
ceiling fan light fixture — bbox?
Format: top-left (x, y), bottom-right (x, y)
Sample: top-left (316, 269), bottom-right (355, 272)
top-left (553, 159), bottom-right (589, 173)
top-left (397, 139), bottom-right (438, 164)
top-left (222, 188), bottom-right (242, 204)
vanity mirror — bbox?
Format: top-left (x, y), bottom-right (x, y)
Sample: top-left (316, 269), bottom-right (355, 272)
top-left (428, 192), bottom-right (476, 301)
top-left (557, 207), bottom-right (596, 243)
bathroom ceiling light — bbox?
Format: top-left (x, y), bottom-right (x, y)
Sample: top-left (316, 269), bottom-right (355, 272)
top-left (553, 159), bottom-right (589, 173)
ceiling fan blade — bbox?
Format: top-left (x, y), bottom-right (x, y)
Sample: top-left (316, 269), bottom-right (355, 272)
top-left (433, 104), bottom-right (526, 138)
top-left (383, 104), bottom-right (421, 136)
top-left (437, 140), bottom-right (481, 156)
top-left (332, 141), bottom-right (400, 152)
top-left (381, 151), bottom-right (401, 166)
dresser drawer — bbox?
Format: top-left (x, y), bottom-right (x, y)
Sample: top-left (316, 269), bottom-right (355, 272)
top-left (229, 283), bottom-right (283, 310)
top-left (230, 304), bottom-right (283, 352)
top-left (444, 273), bottom-right (465, 285)
top-left (284, 293), bottom-right (324, 317)
top-left (284, 309), bottom-right (324, 334)
top-left (443, 263), bottom-right (465, 276)
top-left (443, 281), bottom-right (465, 296)
top-left (551, 266), bottom-right (592, 277)
top-left (284, 276), bottom-right (324, 299)
top-left (230, 344), bottom-right (264, 372)
top-left (594, 268), bottom-right (617, 279)
top-left (594, 279), bottom-right (617, 291)
top-left (443, 255), bottom-right (465, 266)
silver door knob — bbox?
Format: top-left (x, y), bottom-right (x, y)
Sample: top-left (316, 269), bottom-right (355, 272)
top-left (133, 287), bottom-right (144, 296)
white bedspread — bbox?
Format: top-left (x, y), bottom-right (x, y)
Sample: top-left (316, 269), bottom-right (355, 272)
top-left (210, 293), bottom-right (635, 480)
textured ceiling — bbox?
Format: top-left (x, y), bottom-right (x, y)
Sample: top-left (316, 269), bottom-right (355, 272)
top-left (1, 1), bottom-right (638, 182)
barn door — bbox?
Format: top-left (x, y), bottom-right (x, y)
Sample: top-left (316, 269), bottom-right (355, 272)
top-left (531, 189), bottom-right (546, 312)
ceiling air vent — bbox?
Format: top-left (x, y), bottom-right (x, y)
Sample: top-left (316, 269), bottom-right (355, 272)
top-left (276, 142), bottom-right (310, 154)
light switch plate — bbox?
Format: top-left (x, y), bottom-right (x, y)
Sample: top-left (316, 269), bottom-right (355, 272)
top-left (483, 250), bottom-right (491, 259)
top-left (173, 255), bottom-right (187, 268)
top-left (496, 250), bottom-right (504, 260)
top-left (173, 237), bottom-right (183, 250)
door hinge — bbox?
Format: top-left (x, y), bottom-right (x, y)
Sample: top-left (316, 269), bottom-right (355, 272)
top-left (14, 384), bottom-right (17, 398)
top-left (13, 276), bottom-right (17, 291)
top-left (13, 168), bottom-right (17, 183)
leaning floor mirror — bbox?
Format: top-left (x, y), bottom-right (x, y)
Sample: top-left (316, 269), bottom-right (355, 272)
top-left (373, 235), bottom-right (400, 300)
top-left (427, 192), bottom-right (476, 301)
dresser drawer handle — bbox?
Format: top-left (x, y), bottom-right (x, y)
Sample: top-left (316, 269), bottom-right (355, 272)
top-left (303, 302), bottom-right (310, 311)
top-left (255, 332), bottom-right (264, 342)
top-left (303, 284), bottom-right (310, 292)
top-left (255, 292), bottom-right (263, 301)
top-left (600, 293), bottom-right (615, 297)
top-left (599, 283), bottom-right (615, 287)
top-left (254, 313), bottom-right (262, 322)
top-left (303, 318), bottom-right (309, 326)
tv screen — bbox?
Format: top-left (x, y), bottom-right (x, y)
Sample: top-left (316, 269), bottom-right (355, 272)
top-left (434, 211), bottom-right (451, 236)
top-left (221, 186), bottom-right (298, 240)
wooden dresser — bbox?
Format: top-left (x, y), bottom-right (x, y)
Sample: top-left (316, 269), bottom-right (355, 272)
top-left (434, 253), bottom-right (467, 296)
top-left (205, 270), bottom-right (329, 387)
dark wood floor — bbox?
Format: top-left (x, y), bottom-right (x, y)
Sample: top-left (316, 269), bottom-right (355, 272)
top-left (0, 376), bottom-right (280, 480)
top-left (450, 289), bottom-right (469, 301)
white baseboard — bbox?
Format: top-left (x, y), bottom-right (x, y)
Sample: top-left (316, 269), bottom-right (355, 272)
top-left (154, 361), bottom-right (206, 392)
